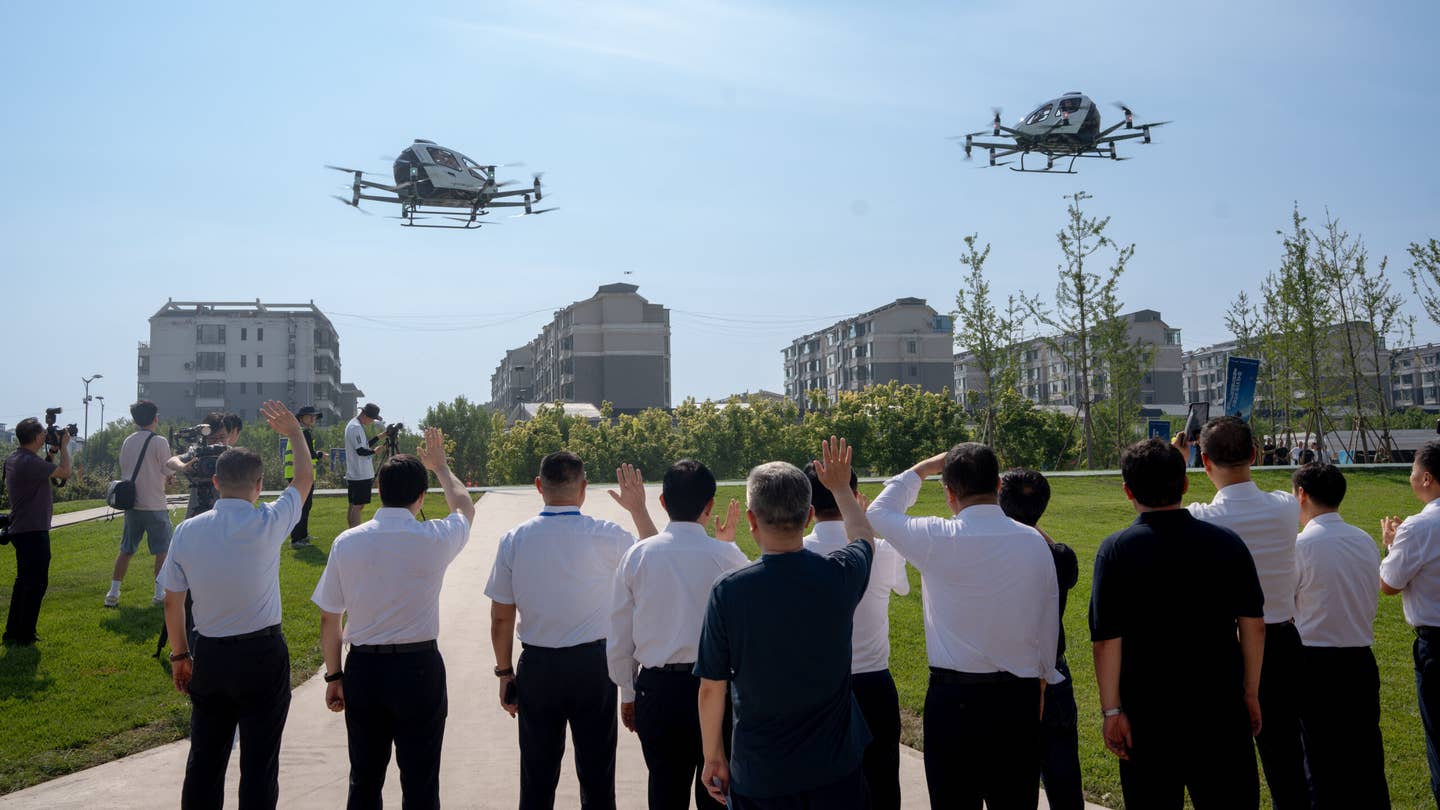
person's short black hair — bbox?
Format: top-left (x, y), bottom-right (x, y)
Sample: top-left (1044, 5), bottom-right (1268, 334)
top-left (214, 447), bottom-right (264, 491)
top-left (802, 461), bottom-right (858, 519)
top-left (1292, 463), bottom-right (1346, 508)
top-left (222, 413), bottom-right (243, 435)
top-left (14, 417), bottom-right (43, 445)
top-left (1199, 416), bottom-right (1255, 468)
top-left (1121, 438), bottom-right (1187, 508)
top-left (539, 451), bottom-right (585, 490)
top-left (202, 411), bottom-right (224, 431)
top-left (1418, 440), bottom-right (1440, 480)
top-left (379, 454), bottom-right (428, 507)
top-left (941, 443), bottom-right (1000, 500)
top-left (998, 468), bottom-right (1051, 527)
top-left (661, 459), bottom-right (717, 522)
top-left (130, 400), bottom-right (158, 427)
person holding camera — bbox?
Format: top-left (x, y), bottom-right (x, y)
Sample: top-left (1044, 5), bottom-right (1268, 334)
top-left (157, 400), bottom-right (312, 809)
top-left (2, 415), bottom-right (73, 645)
top-left (166, 412), bottom-right (238, 519)
top-left (105, 400), bottom-right (174, 608)
top-left (344, 403), bottom-right (382, 529)
top-left (285, 406), bottom-right (326, 549)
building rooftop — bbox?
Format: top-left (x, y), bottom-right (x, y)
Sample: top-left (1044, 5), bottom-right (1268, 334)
top-left (150, 299), bottom-right (333, 325)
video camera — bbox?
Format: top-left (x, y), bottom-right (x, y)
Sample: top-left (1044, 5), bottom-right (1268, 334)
top-left (44, 407), bottom-right (78, 450)
top-left (172, 423), bottom-right (227, 485)
top-left (367, 421), bottom-right (404, 456)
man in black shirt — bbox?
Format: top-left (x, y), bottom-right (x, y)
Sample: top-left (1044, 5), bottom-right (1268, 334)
top-left (285, 406), bottom-right (325, 548)
top-left (695, 438), bottom-right (876, 809)
top-left (1090, 438), bottom-right (1266, 809)
top-left (3, 416), bottom-right (73, 645)
top-left (1000, 468), bottom-right (1082, 810)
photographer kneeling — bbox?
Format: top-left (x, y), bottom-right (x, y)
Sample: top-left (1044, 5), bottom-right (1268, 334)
top-left (2, 416), bottom-right (74, 645)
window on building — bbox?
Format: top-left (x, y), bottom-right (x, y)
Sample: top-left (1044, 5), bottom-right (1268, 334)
top-left (240, 382), bottom-right (247, 394)
top-left (1165, 329), bottom-right (1182, 346)
top-left (287, 357), bottom-right (296, 370)
top-left (241, 327), bottom-right (248, 341)
top-left (907, 340), bottom-right (917, 353)
top-left (196, 380), bottom-right (223, 398)
top-left (257, 382), bottom-right (263, 394)
top-left (240, 354), bottom-right (247, 368)
top-left (196, 324), bottom-right (226, 345)
top-left (257, 327), bottom-right (264, 341)
top-left (256, 354), bottom-right (263, 368)
top-left (137, 355), bottom-right (150, 374)
top-left (195, 352), bottom-right (225, 371)
top-left (908, 365), bottom-right (918, 377)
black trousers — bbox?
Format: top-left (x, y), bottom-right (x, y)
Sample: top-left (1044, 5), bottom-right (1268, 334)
top-left (1256, 621), bottom-right (1309, 810)
top-left (1297, 645), bottom-right (1389, 809)
top-left (183, 630), bottom-right (291, 810)
top-left (290, 483), bottom-right (314, 542)
top-left (516, 639), bottom-right (617, 810)
top-left (1415, 629), bottom-right (1440, 805)
top-left (729, 766), bottom-right (870, 810)
top-left (1038, 659), bottom-right (1084, 810)
top-left (2, 530), bottom-right (49, 643)
top-left (633, 667), bottom-right (726, 810)
top-left (851, 669), bottom-right (901, 810)
top-left (922, 670), bottom-right (1041, 810)
top-left (1118, 701), bottom-right (1258, 809)
top-left (344, 646), bottom-right (448, 810)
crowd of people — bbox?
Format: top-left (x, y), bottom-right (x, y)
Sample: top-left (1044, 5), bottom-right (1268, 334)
top-left (4, 400), bottom-right (1440, 809)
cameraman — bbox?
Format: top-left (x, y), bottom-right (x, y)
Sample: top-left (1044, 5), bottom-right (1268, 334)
top-left (344, 403), bottom-right (382, 529)
top-left (286, 406), bottom-right (326, 548)
top-left (105, 400), bottom-right (174, 608)
top-left (3, 416), bottom-right (73, 645)
top-left (166, 412), bottom-right (237, 519)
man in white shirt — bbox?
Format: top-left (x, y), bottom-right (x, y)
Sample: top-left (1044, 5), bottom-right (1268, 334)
top-left (608, 459), bottom-right (745, 810)
top-left (802, 463), bottom-right (908, 810)
top-left (312, 426), bottom-right (475, 810)
top-left (1175, 416), bottom-right (1308, 809)
top-left (486, 451), bottom-right (657, 810)
top-left (867, 442), bottom-right (1059, 809)
top-left (1291, 463), bottom-right (1389, 808)
top-left (157, 400), bottom-right (312, 809)
top-left (106, 399), bottom-right (174, 608)
top-left (344, 403), bottom-right (382, 529)
top-left (1381, 439), bottom-right (1440, 806)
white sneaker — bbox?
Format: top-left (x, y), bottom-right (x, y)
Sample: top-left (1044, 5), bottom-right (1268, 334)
top-left (104, 592), bottom-right (119, 608)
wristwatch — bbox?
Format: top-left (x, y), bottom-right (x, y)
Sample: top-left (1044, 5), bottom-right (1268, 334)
top-left (494, 666), bottom-right (514, 678)
top-left (169, 651), bottom-right (192, 662)
top-left (324, 670), bottom-right (345, 683)
top-left (1102, 707), bottom-right (1123, 718)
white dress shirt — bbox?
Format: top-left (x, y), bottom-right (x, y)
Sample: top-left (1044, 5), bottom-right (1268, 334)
top-left (485, 505), bottom-right (636, 648)
top-left (1294, 512), bottom-right (1380, 647)
top-left (1188, 481), bottom-right (1301, 624)
top-left (867, 471), bottom-right (1060, 683)
top-left (1381, 498), bottom-right (1440, 628)
top-left (156, 488), bottom-right (303, 638)
top-left (804, 521), bottom-right (910, 674)
top-left (608, 521), bottom-right (749, 701)
top-left (311, 508), bottom-right (471, 646)
top-left (344, 417), bottom-right (374, 482)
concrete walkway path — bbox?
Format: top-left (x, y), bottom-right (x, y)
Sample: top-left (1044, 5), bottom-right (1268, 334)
top-left (5, 487), bottom-right (1104, 809)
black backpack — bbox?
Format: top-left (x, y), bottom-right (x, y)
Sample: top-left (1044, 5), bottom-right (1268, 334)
top-left (106, 432), bottom-right (156, 511)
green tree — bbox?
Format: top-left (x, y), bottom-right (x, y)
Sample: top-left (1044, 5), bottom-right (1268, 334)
top-left (422, 395), bottom-right (495, 484)
top-left (953, 234), bottom-right (1026, 446)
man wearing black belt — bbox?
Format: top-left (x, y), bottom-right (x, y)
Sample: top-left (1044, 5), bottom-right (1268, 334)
top-left (1090, 438), bottom-right (1265, 809)
top-left (1381, 439), bottom-right (1440, 805)
top-left (486, 452), bottom-right (657, 810)
top-left (1175, 417), bottom-right (1308, 809)
top-left (868, 443), bottom-right (1058, 809)
top-left (312, 426), bottom-right (474, 809)
top-left (608, 459), bottom-right (746, 810)
top-left (158, 400), bottom-right (312, 809)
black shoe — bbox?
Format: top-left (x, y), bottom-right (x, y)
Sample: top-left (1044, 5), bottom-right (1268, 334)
top-left (290, 537), bottom-right (312, 548)
top-left (2, 635), bottom-right (37, 646)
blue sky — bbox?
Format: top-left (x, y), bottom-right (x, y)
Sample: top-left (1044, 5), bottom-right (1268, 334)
top-left (3, 0), bottom-right (1438, 430)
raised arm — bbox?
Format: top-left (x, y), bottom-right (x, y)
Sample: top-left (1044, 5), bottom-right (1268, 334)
top-left (260, 401), bottom-right (312, 496)
top-left (418, 426), bottom-right (475, 523)
top-left (813, 436), bottom-right (874, 550)
top-left (608, 463), bottom-right (658, 540)
top-left (866, 451), bottom-right (947, 552)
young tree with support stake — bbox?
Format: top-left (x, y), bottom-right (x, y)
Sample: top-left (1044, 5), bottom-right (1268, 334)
top-left (952, 233), bottom-right (1026, 447)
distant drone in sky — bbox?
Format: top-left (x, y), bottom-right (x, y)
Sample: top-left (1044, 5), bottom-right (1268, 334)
top-left (327, 140), bottom-right (554, 229)
top-left (953, 93), bottom-right (1170, 174)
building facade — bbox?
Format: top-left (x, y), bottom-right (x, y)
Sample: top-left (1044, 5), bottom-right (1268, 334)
top-left (782, 297), bottom-right (954, 407)
top-left (490, 284), bottom-right (671, 414)
top-left (1183, 324), bottom-right (1393, 414)
top-left (1390, 343), bottom-right (1440, 410)
top-left (1180, 340), bottom-right (1239, 407)
top-left (137, 299), bottom-right (363, 424)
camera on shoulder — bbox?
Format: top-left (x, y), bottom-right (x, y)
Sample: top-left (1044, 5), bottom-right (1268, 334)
top-left (43, 407), bottom-right (79, 450)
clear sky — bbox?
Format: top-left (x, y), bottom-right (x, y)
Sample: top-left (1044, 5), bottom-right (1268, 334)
top-left (3, 0), bottom-right (1438, 431)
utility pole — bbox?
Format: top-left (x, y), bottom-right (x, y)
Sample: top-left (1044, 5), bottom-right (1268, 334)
top-left (82, 373), bottom-right (104, 461)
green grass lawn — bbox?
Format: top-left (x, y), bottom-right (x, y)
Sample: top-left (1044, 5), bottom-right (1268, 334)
top-left (0, 493), bottom-right (473, 795)
top-left (714, 469), bottom-right (1428, 809)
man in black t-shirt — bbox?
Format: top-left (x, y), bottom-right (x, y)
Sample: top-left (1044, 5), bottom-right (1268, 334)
top-left (695, 438), bottom-right (876, 809)
top-left (1000, 468), bottom-right (1083, 810)
top-left (3, 417), bottom-right (72, 645)
top-left (1090, 438), bottom-right (1266, 809)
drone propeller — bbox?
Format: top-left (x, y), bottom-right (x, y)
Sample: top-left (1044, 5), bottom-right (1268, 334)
top-left (331, 195), bottom-right (371, 214)
top-left (479, 162), bottom-right (526, 171)
top-left (324, 164), bottom-right (374, 176)
top-left (511, 207), bottom-right (558, 218)
top-left (385, 215), bottom-right (429, 220)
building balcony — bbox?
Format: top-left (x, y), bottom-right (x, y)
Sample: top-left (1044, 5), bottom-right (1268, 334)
top-left (196, 397), bottom-right (225, 409)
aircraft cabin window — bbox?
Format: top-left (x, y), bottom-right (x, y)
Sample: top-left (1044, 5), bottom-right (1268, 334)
top-left (1058, 97), bottom-right (1081, 114)
top-left (1025, 105), bottom-right (1051, 125)
top-left (428, 148), bottom-right (461, 170)
top-left (462, 156), bottom-right (487, 180)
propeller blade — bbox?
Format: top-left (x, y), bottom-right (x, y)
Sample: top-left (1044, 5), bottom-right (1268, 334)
top-left (1140, 120), bottom-right (1173, 128)
top-left (325, 165), bottom-right (367, 175)
top-left (511, 207), bottom-right (558, 218)
top-left (331, 195), bottom-right (371, 214)
top-left (385, 215), bottom-right (429, 220)
top-left (1112, 101), bottom-right (1134, 116)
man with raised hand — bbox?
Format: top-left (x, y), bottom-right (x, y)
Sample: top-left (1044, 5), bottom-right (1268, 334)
top-left (696, 437), bottom-right (876, 809)
top-left (866, 442), bottom-right (1058, 809)
top-left (312, 426), bottom-right (475, 809)
top-left (486, 453), bottom-right (658, 810)
top-left (157, 400), bottom-right (312, 809)
top-left (608, 459), bottom-right (746, 810)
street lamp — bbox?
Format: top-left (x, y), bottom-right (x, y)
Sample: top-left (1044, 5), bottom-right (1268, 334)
top-left (96, 396), bottom-right (106, 433)
top-left (82, 373), bottom-right (103, 460)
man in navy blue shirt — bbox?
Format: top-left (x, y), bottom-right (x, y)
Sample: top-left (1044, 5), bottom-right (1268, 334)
top-left (695, 437), bottom-right (876, 809)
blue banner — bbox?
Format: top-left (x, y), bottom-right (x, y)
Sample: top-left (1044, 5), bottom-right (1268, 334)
top-left (1224, 356), bottom-right (1261, 422)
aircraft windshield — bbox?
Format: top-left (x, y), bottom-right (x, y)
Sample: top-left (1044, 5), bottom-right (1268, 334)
top-left (462, 156), bottom-right (488, 180)
top-left (1024, 105), bottom-right (1051, 126)
top-left (1058, 96), bottom-right (1082, 114)
top-left (427, 147), bottom-right (461, 170)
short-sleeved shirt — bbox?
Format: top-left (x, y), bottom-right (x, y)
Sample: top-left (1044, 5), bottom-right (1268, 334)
top-left (1089, 509), bottom-right (1263, 712)
top-left (484, 505), bottom-right (635, 647)
top-left (312, 508), bottom-right (470, 645)
top-left (119, 430), bottom-right (172, 512)
top-left (4, 449), bottom-right (57, 534)
top-left (1380, 498), bottom-right (1440, 628)
top-left (803, 522), bottom-right (910, 674)
top-left (344, 417), bottom-right (373, 482)
top-left (1295, 512), bottom-right (1380, 647)
top-left (1188, 481), bottom-right (1301, 623)
top-left (694, 541), bottom-right (874, 799)
top-left (156, 488), bottom-right (303, 638)
top-left (1048, 541), bottom-right (1080, 658)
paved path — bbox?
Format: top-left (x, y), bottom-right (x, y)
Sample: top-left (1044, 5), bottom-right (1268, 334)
top-left (6, 487), bottom-right (1104, 809)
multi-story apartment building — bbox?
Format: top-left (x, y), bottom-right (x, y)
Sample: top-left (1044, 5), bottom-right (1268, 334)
top-left (490, 284), bottom-right (671, 414)
top-left (1180, 340), bottom-right (1239, 407)
top-left (782, 297), bottom-right (954, 408)
top-left (1183, 324), bottom-right (1392, 413)
top-left (1390, 343), bottom-right (1440, 410)
top-left (136, 299), bottom-right (363, 423)
top-left (956, 309), bottom-right (1185, 411)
